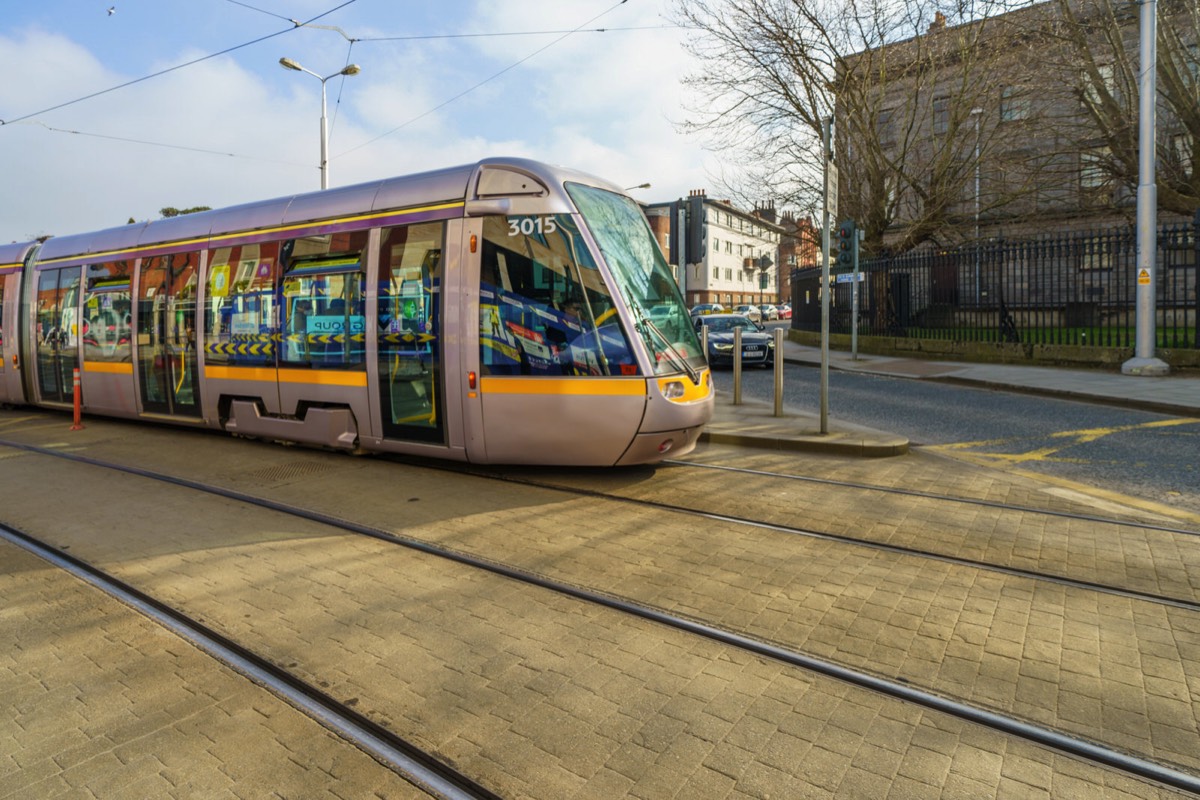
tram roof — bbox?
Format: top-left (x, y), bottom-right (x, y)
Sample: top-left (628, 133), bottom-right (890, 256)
top-left (0, 240), bottom-right (38, 266)
top-left (34, 157), bottom-right (617, 265)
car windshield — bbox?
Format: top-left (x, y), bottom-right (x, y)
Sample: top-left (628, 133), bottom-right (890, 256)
top-left (566, 182), bottom-right (706, 376)
top-left (704, 316), bottom-right (756, 333)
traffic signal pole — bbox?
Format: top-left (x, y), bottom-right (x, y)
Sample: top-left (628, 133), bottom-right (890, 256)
top-left (837, 219), bottom-right (858, 361)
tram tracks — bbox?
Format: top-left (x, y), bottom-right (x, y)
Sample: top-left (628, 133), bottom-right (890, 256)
top-left (666, 458), bottom-right (1200, 537)
top-left (3, 435), bottom-right (1200, 795)
top-left (0, 520), bottom-right (500, 800)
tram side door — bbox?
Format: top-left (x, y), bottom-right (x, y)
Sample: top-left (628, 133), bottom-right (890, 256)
top-left (33, 267), bottom-right (81, 405)
top-left (136, 253), bottom-right (201, 418)
top-left (0, 271), bottom-right (16, 403)
top-left (375, 221), bottom-right (451, 447)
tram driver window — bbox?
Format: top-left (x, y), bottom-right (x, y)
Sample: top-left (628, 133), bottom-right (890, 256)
top-left (479, 215), bottom-right (639, 377)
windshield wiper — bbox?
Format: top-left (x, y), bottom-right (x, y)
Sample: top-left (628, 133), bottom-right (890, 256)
top-left (634, 308), bottom-right (700, 385)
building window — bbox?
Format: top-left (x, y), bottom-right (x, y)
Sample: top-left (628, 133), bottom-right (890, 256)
top-left (877, 108), bottom-right (896, 148)
top-left (1080, 148), bottom-right (1112, 206)
top-left (1172, 132), bottom-right (1193, 175)
top-left (999, 86), bottom-right (1030, 122)
top-left (1083, 64), bottom-right (1115, 108)
top-left (933, 96), bottom-right (950, 136)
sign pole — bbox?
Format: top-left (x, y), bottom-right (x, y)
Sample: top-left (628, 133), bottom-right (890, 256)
top-left (820, 117), bottom-right (834, 434)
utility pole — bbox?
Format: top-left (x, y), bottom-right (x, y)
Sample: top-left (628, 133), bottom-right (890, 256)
top-left (1123, 0), bottom-right (1169, 376)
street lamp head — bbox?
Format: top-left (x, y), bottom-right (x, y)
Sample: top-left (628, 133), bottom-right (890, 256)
top-left (341, 64), bottom-right (362, 76)
top-left (279, 57), bottom-right (303, 72)
top-left (625, 182), bottom-right (651, 191)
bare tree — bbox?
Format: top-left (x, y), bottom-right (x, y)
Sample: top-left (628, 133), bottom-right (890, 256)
top-left (672, 0), bottom-right (1034, 254)
top-left (1036, 0), bottom-right (1200, 218)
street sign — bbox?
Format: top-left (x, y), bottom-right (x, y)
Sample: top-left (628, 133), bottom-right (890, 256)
top-left (835, 273), bottom-right (865, 283)
top-left (826, 162), bottom-right (838, 224)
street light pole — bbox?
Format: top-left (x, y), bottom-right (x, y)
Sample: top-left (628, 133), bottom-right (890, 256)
top-left (970, 107), bottom-right (982, 305)
top-left (279, 58), bottom-right (361, 190)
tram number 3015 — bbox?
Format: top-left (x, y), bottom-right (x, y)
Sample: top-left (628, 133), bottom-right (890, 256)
top-left (508, 216), bottom-right (558, 237)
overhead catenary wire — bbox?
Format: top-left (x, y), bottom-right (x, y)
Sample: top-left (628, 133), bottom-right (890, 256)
top-left (0, 0), bottom-right (359, 128)
top-left (335, 0), bottom-right (633, 159)
top-left (1, 1), bottom-right (656, 170)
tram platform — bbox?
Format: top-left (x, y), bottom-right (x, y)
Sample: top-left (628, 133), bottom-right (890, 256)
top-left (702, 338), bottom-right (1200, 457)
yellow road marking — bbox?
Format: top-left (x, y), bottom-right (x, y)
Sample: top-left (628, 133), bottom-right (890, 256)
top-left (929, 418), bottom-right (1200, 464)
top-left (927, 417), bottom-right (1200, 526)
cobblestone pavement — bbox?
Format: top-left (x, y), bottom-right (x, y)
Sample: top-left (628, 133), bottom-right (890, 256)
top-left (1, 411), bottom-right (1196, 798)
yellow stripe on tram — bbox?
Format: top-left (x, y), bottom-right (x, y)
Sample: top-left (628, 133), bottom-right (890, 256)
top-left (481, 377), bottom-right (647, 397)
top-left (82, 361), bottom-right (134, 375)
top-left (205, 365), bottom-right (367, 388)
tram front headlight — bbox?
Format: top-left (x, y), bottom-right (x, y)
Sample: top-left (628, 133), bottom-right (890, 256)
top-left (662, 380), bottom-right (686, 400)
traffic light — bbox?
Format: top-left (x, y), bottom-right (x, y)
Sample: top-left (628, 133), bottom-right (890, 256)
top-left (686, 194), bottom-right (707, 265)
top-left (667, 200), bottom-right (683, 266)
top-left (836, 219), bottom-right (857, 268)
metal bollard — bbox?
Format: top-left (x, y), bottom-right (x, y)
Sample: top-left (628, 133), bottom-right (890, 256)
top-left (773, 328), bottom-right (784, 417)
top-left (733, 326), bottom-right (742, 405)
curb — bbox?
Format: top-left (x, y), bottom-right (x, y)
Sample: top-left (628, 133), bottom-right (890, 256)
top-left (700, 429), bottom-right (909, 457)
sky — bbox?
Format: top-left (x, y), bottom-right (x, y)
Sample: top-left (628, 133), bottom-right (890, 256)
top-left (0, 0), bottom-right (724, 244)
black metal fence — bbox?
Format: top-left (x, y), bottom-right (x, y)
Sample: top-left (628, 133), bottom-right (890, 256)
top-left (791, 222), bottom-right (1199, 349)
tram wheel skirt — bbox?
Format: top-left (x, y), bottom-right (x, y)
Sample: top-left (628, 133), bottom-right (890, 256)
top-left (224, 400), bottom-right (359, 449)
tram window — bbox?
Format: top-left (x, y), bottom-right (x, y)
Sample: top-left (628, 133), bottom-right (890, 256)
top-left (281, 230), bottom-right (368, 367)
top-left (205, 242), bottom-right (281, 366)
top-left (479, 214), bottom-right (639, 377)
top-left (82, 261), bottom-right (133, 363)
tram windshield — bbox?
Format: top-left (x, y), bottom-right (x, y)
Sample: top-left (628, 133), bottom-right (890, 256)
top-left (566, 183), bottom-right (706, 376)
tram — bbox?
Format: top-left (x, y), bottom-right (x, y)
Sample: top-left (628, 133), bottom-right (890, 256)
top-left (0, 158), bottom-right (712, 466)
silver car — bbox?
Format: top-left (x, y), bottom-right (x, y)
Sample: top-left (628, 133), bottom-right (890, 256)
top-left (733, 304), bottom-right (762, 323)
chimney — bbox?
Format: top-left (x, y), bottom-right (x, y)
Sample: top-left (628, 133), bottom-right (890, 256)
top-left (929, 11), bottom-right (946, 32)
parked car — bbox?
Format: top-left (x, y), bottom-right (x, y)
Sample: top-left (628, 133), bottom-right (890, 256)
top-left (733, 304), bottom-right (762, 323)
top-left (694, 313), bottom-right (774, 368)
top-left (777, 303), bottom-right (792, 320)
top-left (690, 303), bottom-right (725, 317)
top-left (760, 304), bottom-right (779, 321)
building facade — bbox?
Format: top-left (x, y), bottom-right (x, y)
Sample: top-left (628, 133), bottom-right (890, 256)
top-left (836, 0), bottom-right (1198, 253)
top-left (645, 192), bottom-right (788, 308)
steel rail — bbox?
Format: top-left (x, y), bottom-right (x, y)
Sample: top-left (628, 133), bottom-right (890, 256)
top-left (666, 458), bottom-right (1200, 537)
top-left (0, 521), bottom-right (501, 800)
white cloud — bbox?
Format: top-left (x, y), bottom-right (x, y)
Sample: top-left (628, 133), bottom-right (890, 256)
top-left (0, 1), bottom-right (726, 244)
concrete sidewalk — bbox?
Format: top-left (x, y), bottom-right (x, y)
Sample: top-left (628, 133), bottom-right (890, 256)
top-left (700, 339), bottom-right (1199, 457)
